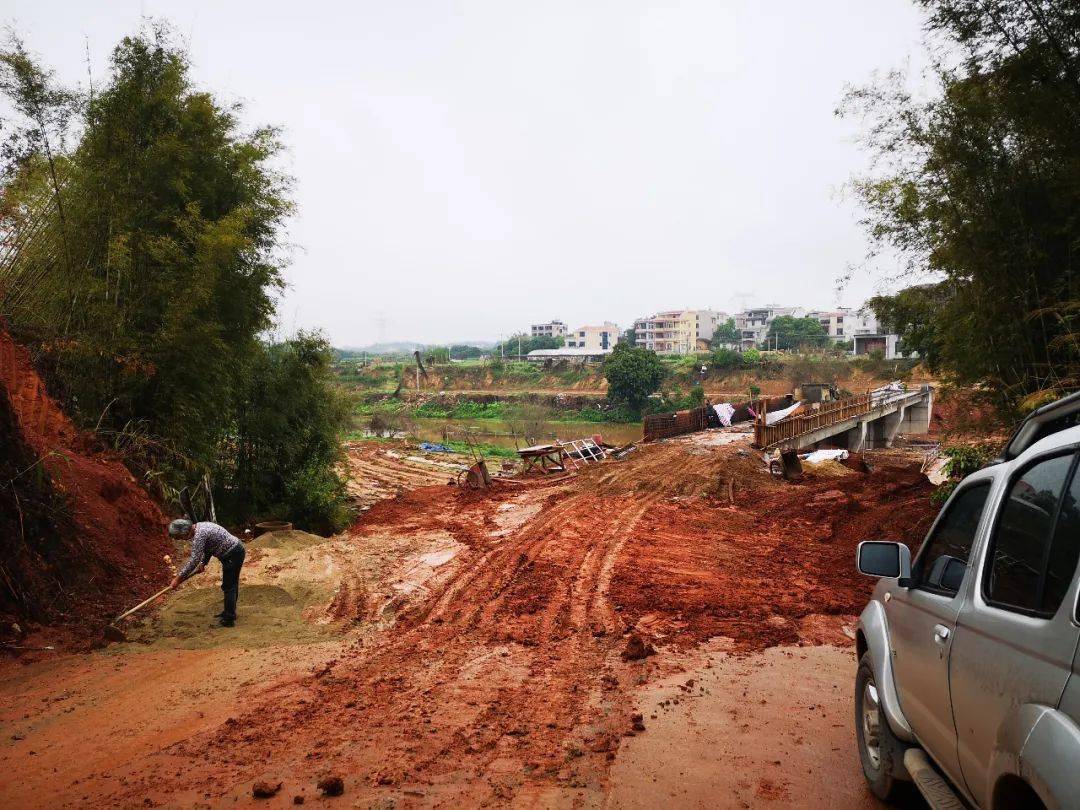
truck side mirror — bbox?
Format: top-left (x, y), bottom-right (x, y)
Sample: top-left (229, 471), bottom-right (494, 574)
top-left (857, 541), bottom-right (912, 580)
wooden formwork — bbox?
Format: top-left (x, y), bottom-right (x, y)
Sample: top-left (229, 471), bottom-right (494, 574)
top-left (753, 392), bottom-right (875, 449)
top-left (643, 406), bottom-right (711, 442)
top-left (642, 395), bottom-right (791, 443)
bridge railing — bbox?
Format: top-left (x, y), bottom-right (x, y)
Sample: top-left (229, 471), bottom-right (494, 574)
top-left (753, 392), bottom-right (876, 449)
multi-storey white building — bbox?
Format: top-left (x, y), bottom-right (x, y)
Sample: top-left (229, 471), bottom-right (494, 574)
top-left (807, 308), bottom-right (854, 341)
top-left (734, 306), bottom-right (807, 349)
top-left (633, 309), bottom-right (726, 355)
top-left (530, 320), bottom-right (568, 339)
top-left (848, 308), bottom-right (881, 337)
top-left (565, 322), bottom-right (619, 353)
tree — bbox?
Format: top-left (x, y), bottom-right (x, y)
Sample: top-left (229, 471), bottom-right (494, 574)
top-left (230, 332), bottom-right (351, 532)
top-left (840, 1), bottom-right (1080, 412)
top-left (765, 316), bottom-right (828, 350)
top-left (603, 344), bottom-right (665, 414)
top-left (0, 35), bottom-right (78, 231)
top-left (0, 26), bottom-right (349, 529)
top-left (621, 326), bottom-right (637, 347)
top-left (867, 284), bottom-right (949, 369)
top-left (425, 346), bottom-right (450, 364)
top-left (448, 344), bottom-right (484, 359)
top-left (711, 318), bottom-right (739, 346)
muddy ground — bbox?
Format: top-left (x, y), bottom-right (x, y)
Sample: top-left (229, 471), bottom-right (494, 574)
top-left (0, 431), bottom-right (936, 808)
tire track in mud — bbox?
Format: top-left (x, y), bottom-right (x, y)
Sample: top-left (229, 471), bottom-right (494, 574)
top-left (347, 458), bottom-right (451, 490)
top-left (151, 460), bottom-right (685, 805)
top-left (584, 451), bottom-right (697, 631)
top-left (418, 490), bottom-right (580, 627)
top-left (381, 485), bottom-right (665, 789)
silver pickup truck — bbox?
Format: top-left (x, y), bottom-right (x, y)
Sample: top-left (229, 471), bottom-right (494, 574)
top-left (854, 391), bottom-right (1080, 809)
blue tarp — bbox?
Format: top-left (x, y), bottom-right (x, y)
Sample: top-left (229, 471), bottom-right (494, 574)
top-left (419, 442), bottom-right (453, 453)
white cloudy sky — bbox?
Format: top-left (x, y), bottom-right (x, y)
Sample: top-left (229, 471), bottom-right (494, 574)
top-left (6, 1), bottom-right (933, 346)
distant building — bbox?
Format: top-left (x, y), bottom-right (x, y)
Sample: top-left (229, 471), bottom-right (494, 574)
top-left (530, 320), bottom-right (568, 339)
top-left (850, 305), bottom-right (907, 358)
top-left (733, 306), bottom-right (807, 349)
top-left (633, 309), bottom-right (726, 355)
top-left (565, 322), bottom-right (619, 353)
top-left (807, 308), bottom-right (854, 341)
top-left (848, 308), bottom-right (882, 337)
top-left (853, 333), bottom-right (900, 359)
top-left (526, 347), bottom-right (609, 365)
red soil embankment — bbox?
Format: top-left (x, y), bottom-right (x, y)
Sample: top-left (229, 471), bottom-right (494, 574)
top-left (0, 330), bottom-right (171, 637)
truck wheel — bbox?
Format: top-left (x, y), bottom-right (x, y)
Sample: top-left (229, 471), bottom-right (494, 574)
top-left (855, 652), bottom-right (909, 803)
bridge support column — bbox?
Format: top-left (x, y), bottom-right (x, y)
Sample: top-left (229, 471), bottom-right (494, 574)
top-left (882, 406), bottom-right (905, 448)
top-left (899, 387), bottom-right (933, 435)
top-left (845, 420), bottom-right (868, 452)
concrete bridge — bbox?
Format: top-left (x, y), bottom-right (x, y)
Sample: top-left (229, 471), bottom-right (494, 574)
top-left (753, 385), bottom-right (933, 452)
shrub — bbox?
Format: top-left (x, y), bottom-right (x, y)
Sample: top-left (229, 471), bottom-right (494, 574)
top-left (604, 345), bottom-right (666, 415)
top-left (228, 332), bottom-right (353, 533)
top-left (710, 348), bottom-right (745, 370)
top-left (931, 444), bottom-right (996, 505)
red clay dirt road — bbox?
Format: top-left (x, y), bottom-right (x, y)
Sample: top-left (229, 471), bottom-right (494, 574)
top-left (0, 436), bottom-right (935, 808)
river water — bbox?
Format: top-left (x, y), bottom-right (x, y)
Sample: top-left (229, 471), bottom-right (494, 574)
top-left (409, 418), bottom-right (642, 449)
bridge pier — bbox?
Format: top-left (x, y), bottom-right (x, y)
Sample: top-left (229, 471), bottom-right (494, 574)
top-left (843, 420), bottom-right (868, 451)
top-left (881, 406), bottom-right (905, 448)
top-left (899, 387), bottom-right (933, 434)
top-left (855, 408), bottom-right (907, 453)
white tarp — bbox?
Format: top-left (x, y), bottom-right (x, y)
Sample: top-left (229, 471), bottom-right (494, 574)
top-left (803, 449), bottom-right (849, 464)
top-left (713, 402), bottom-right (736, 427)
top-left (872, 381), bottom-right (906, 404)
top-left (765, 400), bottom-right (803, 425)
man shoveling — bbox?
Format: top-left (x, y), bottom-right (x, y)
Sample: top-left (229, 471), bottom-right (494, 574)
top-left (168, 519), bottom-right (246, 627)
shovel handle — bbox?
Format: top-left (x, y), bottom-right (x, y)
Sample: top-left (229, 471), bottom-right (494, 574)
top-left (113, 585), bottom-right (172, 624)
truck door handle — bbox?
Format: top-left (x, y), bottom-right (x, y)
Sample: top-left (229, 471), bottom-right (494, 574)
top-left (933, 624), bottom-right (951, 643)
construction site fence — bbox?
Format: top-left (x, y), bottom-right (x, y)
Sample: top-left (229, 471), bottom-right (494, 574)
top-left (753, 392), bottom-right (875, 449)
top-left (642, 395), bottom-right (792, 443)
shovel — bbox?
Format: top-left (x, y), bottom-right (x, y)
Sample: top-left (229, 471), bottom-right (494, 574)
top-left (103, 585), bottom-right (173, 643)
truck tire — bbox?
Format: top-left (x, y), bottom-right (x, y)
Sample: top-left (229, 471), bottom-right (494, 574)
top-left (855, 651), bottom-right (910, 803)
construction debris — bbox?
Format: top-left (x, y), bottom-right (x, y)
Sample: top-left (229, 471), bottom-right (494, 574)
top-left (622, 633), bottom-right (656, 661)
top-left (252, 781), bottom-right (282, 799)
top-left (518, 436), bottom-right (613, 475)
top-left (317, 775), bottom-right (344, 796)
top-left (518, 443), bottom-right (567, 474)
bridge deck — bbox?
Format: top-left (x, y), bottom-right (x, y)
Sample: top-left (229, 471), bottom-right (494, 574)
top-left (753, 388), bottom-right (928, 451)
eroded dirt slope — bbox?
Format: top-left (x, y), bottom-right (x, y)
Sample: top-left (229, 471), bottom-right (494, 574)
top-left (0, 330), bottom-right (170, 636)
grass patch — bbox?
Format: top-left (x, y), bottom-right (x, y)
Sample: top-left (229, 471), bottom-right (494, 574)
top-left (442, 440), bottom-right (520, 459)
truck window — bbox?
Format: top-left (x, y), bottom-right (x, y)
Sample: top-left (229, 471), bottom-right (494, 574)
top-left (1043, 458), bottom-right (1080, 615)
top-left (911, 482), bottom-right (990, 595)
top-left (985, 453), bottom-right (1077, 615)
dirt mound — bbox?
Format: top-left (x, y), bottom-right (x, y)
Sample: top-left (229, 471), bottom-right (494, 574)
top-left (574, 440), bottom-right (780, 500)
top-left (607, 455), bottom-right (939, 651)
top-left (254, 529), bottom-right (330, 551)
top-left (0, 329), bottom-right (171, 638)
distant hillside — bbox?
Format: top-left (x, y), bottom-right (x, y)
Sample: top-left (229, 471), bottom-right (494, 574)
top-left (338, 342), bottom-right (425, 356)
top-left (337, 340), bottom-right (496, 357)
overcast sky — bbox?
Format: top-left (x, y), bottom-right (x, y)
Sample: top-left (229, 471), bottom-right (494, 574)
top-left (7, 1), bottom-right (932, 347)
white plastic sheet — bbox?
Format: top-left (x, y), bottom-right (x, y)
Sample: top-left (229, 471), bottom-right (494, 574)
top-left (764, 401), bottom-right (802, 425)
top-left (803, 449), bottom-right (849, 464)
top-left (713, 402), bottom-right (735, 427)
